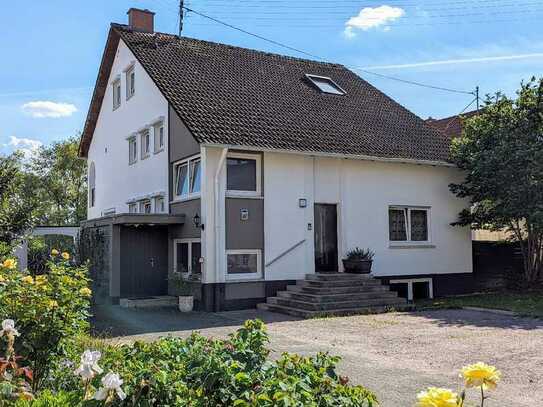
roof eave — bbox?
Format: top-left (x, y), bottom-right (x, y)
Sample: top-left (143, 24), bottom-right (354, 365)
top-left (201, 143), bottom-right (455, 167)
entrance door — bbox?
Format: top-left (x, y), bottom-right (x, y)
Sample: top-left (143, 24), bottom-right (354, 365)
top-left (314, 204), bottom-right (338, 273)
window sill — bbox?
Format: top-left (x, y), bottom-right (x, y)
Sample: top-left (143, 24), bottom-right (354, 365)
top-left (141, 153), bottom-right (150, 160)
top-left (170, 194), bottom-right (201, 204)
top-left (389, 243), bottom-right (436, 249)
top-left (226, 276), bottom-right (264, 282)
top-left (113, 105), bottom-right (120, 111)
top-left (226, 192), bottom-right (263, 199)
top-left (126, 93), bottom-right (135, 101)
top-left (154, 148), bottom-right (164, 155)
top-left (128, 160), bottom-right (137, 166)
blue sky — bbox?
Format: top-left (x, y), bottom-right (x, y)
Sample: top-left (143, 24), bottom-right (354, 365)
top-left (2, 0), bottom-right (543, 156)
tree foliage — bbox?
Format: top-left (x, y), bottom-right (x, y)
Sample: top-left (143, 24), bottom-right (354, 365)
top-left (449, 78), bottom-right (543, 283)
top-left (0, 153), bottom-right (35, 254)
top-left (26, 136), bottom-right (87, 226)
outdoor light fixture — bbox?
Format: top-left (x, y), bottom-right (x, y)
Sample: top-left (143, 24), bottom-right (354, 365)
top-left (193, 213), bottom-right (204, 230)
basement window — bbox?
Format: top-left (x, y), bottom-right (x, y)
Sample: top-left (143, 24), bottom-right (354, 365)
top-left (226, 249), bottom-right (262, 280)
top-left (305, 74), bottom-right (346, 95)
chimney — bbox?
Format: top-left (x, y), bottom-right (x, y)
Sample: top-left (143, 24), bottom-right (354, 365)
top-left (127, 8), bottom-right (155, 32)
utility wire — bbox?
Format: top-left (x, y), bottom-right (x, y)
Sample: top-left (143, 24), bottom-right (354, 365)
top-left (183, 6), bottom-right (476, 96)
top-left (442, 97), bottom-right (479, 132)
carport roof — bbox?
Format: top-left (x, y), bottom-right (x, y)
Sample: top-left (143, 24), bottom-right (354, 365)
top-left (81, 214), bottom-right (185, 227)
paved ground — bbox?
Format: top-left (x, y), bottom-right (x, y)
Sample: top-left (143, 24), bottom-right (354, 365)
top-left (93, 306), bottom-right (543, 406)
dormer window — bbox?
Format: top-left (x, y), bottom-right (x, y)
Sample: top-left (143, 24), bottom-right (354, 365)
top-left (305, 74), bottom-right (346, 95)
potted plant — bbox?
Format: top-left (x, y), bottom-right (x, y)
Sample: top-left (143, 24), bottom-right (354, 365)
top-left (169, 273), bottom-right (194, 312)
top-left (342, 247), bottom-right (375, 274)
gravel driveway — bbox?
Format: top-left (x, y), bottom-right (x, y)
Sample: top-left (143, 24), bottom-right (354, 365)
top-left (93, 306), bottom-right (543, 406)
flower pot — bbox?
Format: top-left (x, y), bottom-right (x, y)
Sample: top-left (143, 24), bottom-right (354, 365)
top-left (342, 259), bottom-right (373, 274)
top-left (178, 296), bottom-right (194, 312)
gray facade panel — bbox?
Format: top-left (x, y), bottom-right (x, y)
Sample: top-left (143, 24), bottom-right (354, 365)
top-left (169, 104), bottom-right (200, 163)
top-left (225, 198), bottom-right (264, 250)
top-left (170, 199), bottom-right (201, 238)
top-left (225, 282), bottom-right (266, 300)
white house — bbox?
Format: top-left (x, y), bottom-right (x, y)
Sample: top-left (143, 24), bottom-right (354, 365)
top-left (79, 8), bottom-right (473, 314)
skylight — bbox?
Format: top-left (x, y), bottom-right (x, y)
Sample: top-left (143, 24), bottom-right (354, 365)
top-left (305, 74), bottom-right (346, 95)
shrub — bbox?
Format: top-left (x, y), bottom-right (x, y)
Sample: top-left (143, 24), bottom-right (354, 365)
top-left (345, 247), bottom-right (375, 261)
top-left (0, 252), bottom-right (91, 391)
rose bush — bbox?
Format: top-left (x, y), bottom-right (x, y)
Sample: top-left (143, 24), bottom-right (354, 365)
top-left (0, 252), bottom-right (91, 391)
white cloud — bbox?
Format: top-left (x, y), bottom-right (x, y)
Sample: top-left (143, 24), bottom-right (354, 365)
top-left (5, 136), bottom-right (42, 160)
top-left (21, 101), bottom-right (77, 118)
top-left (344, 5), bottom-right (405, 38)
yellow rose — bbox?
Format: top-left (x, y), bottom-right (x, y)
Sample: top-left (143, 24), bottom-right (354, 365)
top-left (416, 387), bottom-right (460, 407)
top-left (51, 249), bottom-right (59, 256)
top-left (22, 275), bottom-right (34, 284)
top-left (61, 252), bottom-right (70, 260)
top-left (48, 300), bottom-right (59, 309)
top-left (2, 259), bottom-right (16, 270)
top-left (0, 275), bottom-right (5, 284)
top-left (35, 275), bottom-right (48, 286)
top-left (461, 362), bottom-right (501, 390)
top-left (79, 287), bottom-right (92, 297)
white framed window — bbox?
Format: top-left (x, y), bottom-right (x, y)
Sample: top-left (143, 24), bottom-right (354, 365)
top-left (173, 239), bottom-right (202, 277)
top-left (139, 199), bottom-right (152, 214)
top-left (112, 79), bottom-right (121, 110)
top-left (226, 153), bottom-right (261, 197)
top-left (128, 203), bottom-right (138, 213)
top-left (226, 249), bottom-right (262, 280)
top-left (173, 155), bottom-right (201, 200)
top-left (388, 206), bottom-right (431, 244)
top-left (153, 122), bottom-right (165, 153)
top-left (88, 162), bottom-right (96, 208)
top-left (128, 136), bottom-right (137, 164)
top-left (154, 196), bottom-right (165, 213)
top-left (141, 129), bottom-right (150, 159)
top-left (389, 278), bottom-right (434, 302)
top-left (126, 66), bottom-right (135, 99)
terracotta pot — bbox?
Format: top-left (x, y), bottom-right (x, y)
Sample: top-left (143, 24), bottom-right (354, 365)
top-left (178, 296), bottom-right (194, 312)
top-left (342, 259), bottom-right (373, 274)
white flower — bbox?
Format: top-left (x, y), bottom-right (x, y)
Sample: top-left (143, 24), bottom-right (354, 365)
top-left (74, 350), bottom-right (103, 380)
top-left (2, 371), bottom-right (13, 381)
top-left (0, 319), bottom-right (20, 337)
top-left (94, 372), bottom-right (126, 401)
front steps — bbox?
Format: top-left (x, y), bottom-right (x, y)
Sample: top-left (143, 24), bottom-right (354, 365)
top-left (257, 273), bottom-right (410, 318)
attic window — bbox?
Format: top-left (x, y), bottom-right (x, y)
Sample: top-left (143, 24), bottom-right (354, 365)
top-left (305, 74), bottom-right (346, 95)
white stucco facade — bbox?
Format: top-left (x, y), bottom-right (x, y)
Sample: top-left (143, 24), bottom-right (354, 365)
top-left (87, 39), bottom-right (169, 219)
top-left (263, 153), bottom-right (472, 280)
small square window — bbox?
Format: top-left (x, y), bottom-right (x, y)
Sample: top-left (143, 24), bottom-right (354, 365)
top-left (141, 130), bottom-right (150, 159)
top-left (128, 137), bottom-right (137, 164)
top-left (112, 79), bottom-right (121, 109)
top-left (306, 74), bottom-right (346, 95)
top-left (226, 250), bottom-right (261, 278)
top-left (126, 67), bottom-right (135, 99)
top-left (154, 122), bottom-right (164, 153)
top-left (226, 153), bottom-right (261, 196)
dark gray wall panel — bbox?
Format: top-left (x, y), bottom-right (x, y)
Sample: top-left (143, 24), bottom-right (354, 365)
top-left (225, 282), bottom-right (266, 300)
top-left (170, 199), bottom-right (201, 238)
top-left (225, 198), bottom-right (264, 250)
top-left (169, 105), bottom-right (200, 163)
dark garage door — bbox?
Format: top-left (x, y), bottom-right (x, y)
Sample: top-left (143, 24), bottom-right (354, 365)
top-left (120, 226), bottom-right (168, 298)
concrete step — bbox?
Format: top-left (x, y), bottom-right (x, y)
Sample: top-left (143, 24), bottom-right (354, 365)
top-left (305, 273), bottom-right (374, 281)
top-left (277, 290), bottom-right (399, 303)
top-left (288, 284), bottom-right (390, 294)
top-left (267, 296), bottom-right (406, 311)
top-left (297, 279), bottom-right (383, 288)
top-left (119, 295), bottom-right (177, 308)
top-left (257, 302), bottom-right (413, 319)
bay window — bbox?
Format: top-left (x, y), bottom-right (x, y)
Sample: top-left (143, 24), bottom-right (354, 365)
top-left (389, 206), bottom-right (430, 244)
top-left (174, 156), bottom-right (201, 200)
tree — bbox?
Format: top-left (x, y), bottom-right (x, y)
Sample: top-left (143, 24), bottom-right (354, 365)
top-left (0, 153), bottom-right (36, 254)
top-left (26, 136), bottom-right (87, 226)
top-left (449, 78), bottom-right (543, 284)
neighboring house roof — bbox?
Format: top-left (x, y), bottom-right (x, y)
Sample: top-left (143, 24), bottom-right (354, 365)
top-left (426, 110), bottom-right (479, 139)
top-left (80, 24), bottom-right (452, 164)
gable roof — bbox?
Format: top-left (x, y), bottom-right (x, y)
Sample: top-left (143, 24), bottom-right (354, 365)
top-left (426, 110), bottom-right (479, 139)
top-left (80, 24), bottom-right (452, 164)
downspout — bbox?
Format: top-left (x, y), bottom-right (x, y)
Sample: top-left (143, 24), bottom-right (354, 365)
top-left (214, 148), bottom-right (228, 310)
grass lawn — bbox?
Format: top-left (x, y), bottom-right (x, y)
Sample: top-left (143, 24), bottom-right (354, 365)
top-left (416, 291), bottom-right (543, 318)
